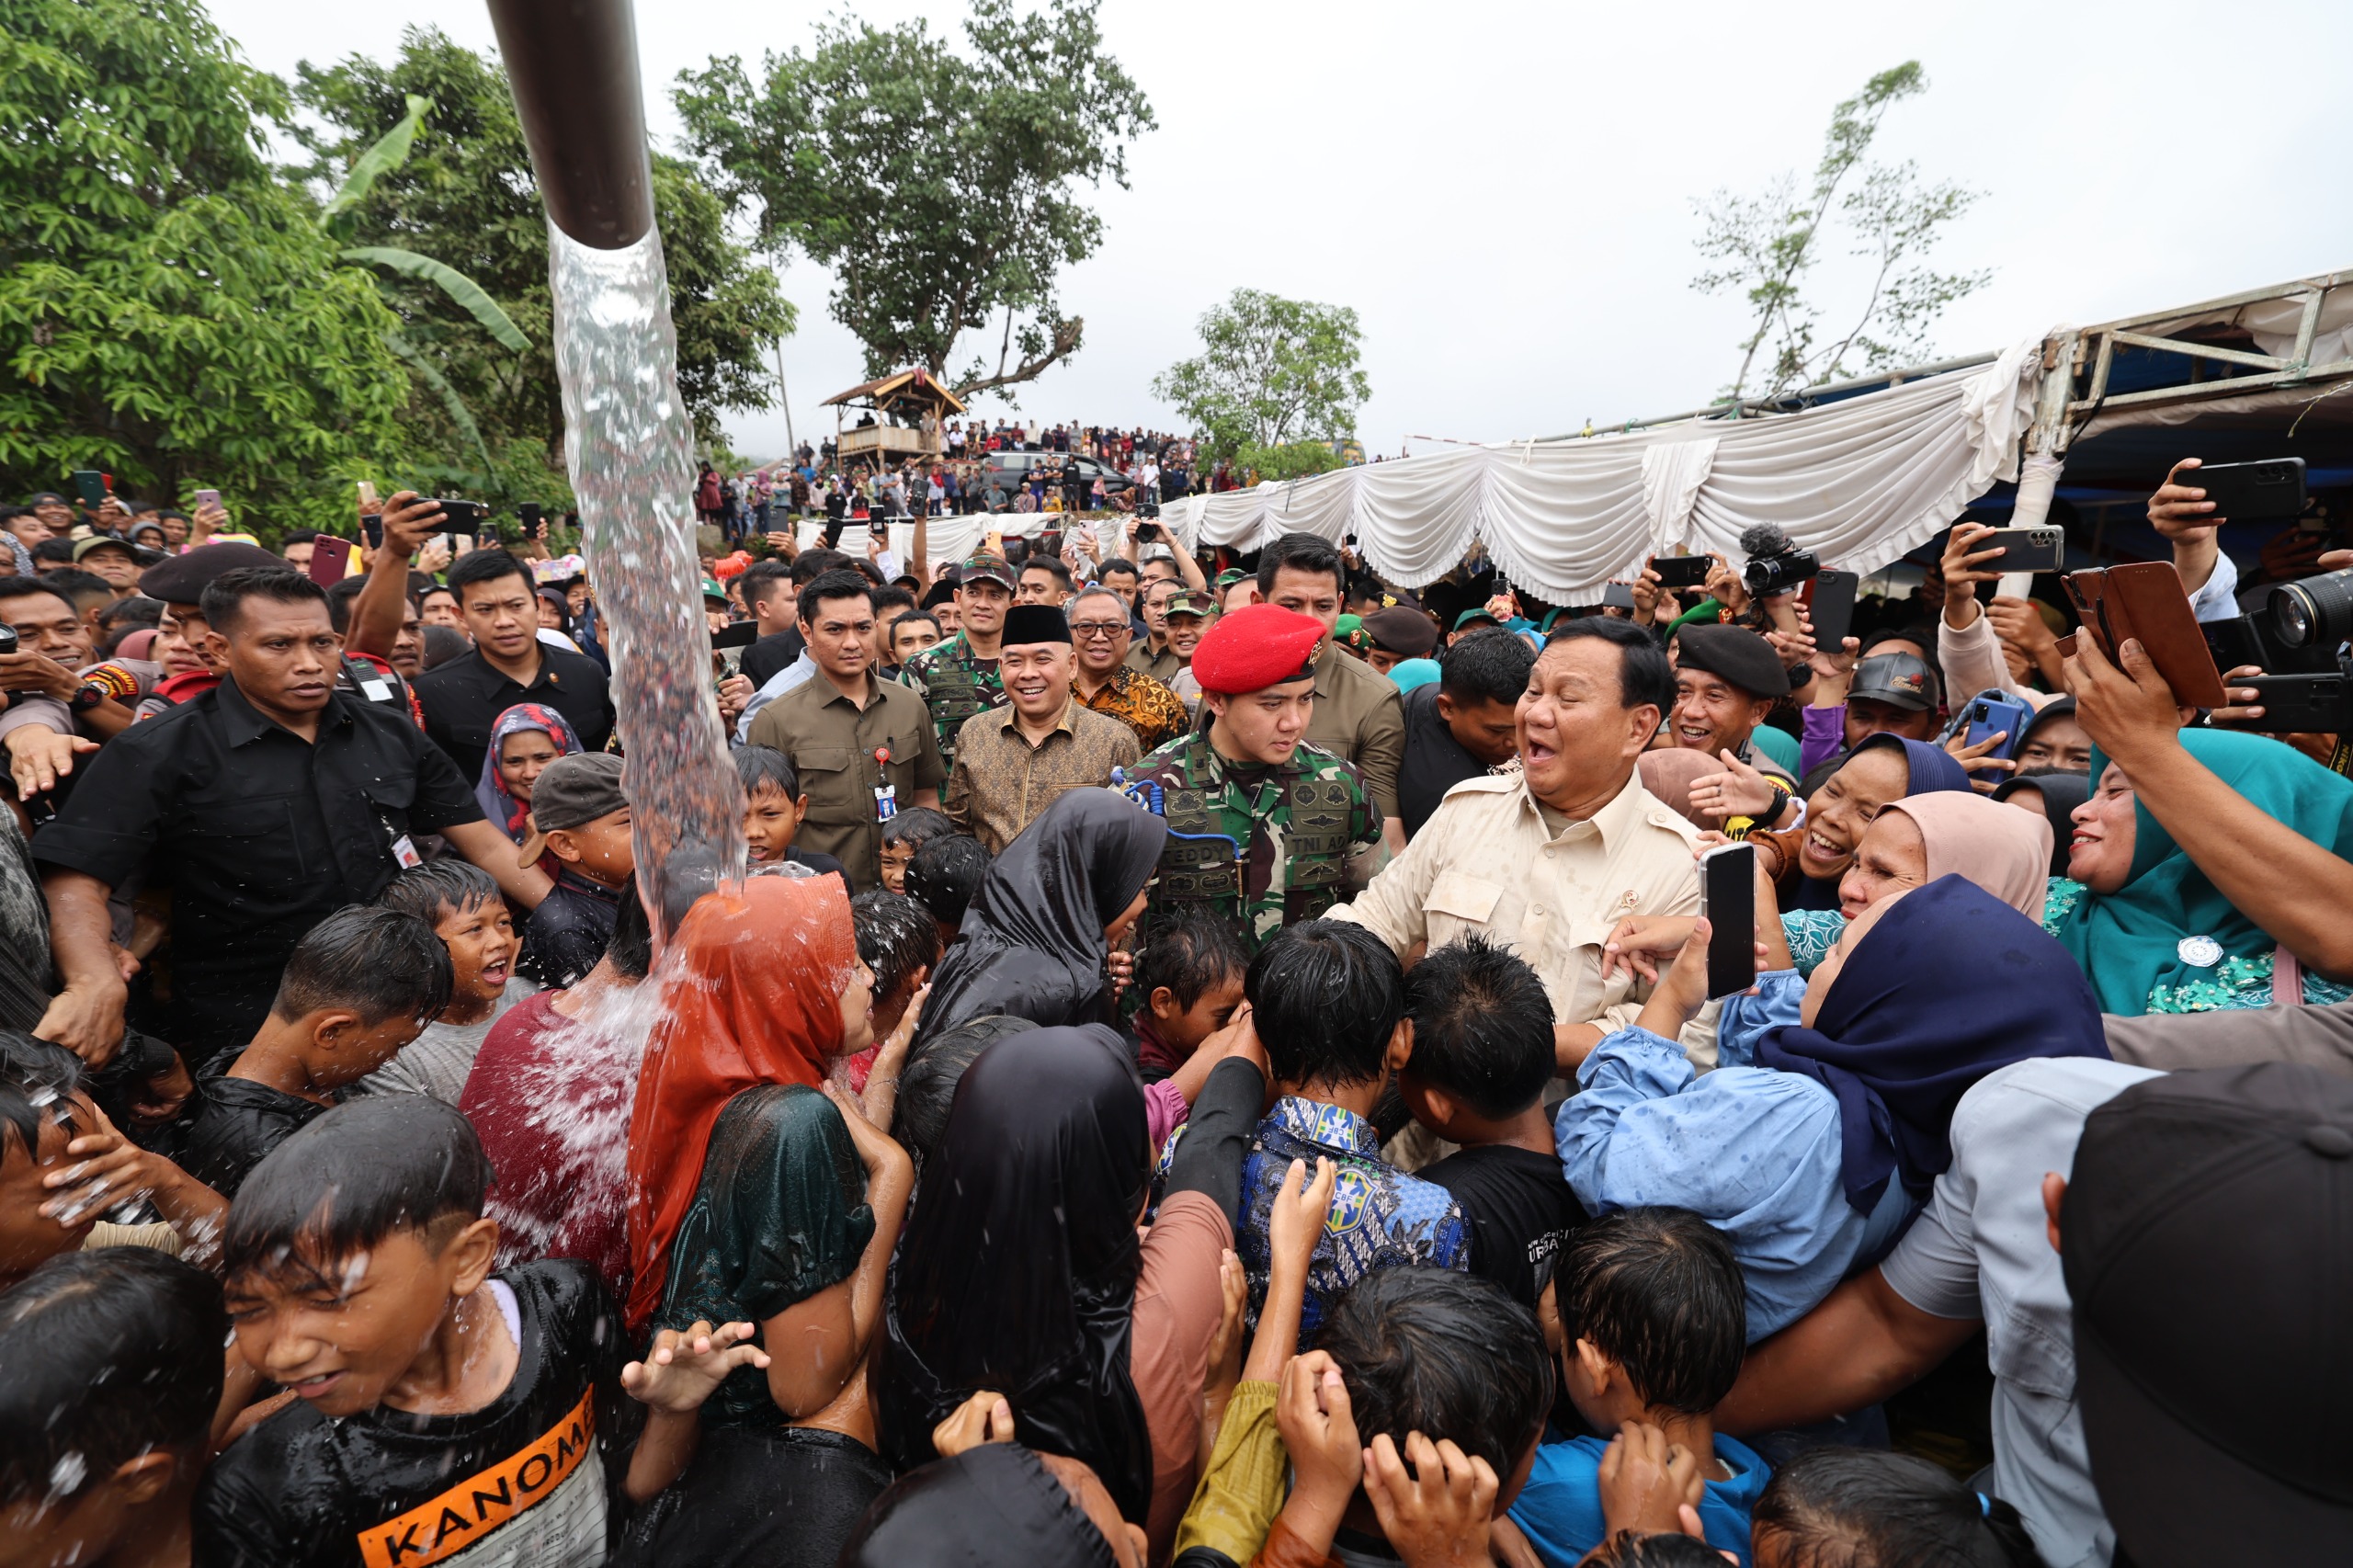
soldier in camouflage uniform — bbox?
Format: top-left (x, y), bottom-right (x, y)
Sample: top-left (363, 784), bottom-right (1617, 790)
top-left (896, 554), bottom-right (1014, 767)
top-left (1124, 603), bottom-right (1386, 949)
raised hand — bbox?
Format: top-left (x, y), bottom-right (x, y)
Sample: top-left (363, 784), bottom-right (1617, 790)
top-left (1362, 1431), bottom-right (1500, 1568)
top-left (621, 1320), bottom-right (769, 1415)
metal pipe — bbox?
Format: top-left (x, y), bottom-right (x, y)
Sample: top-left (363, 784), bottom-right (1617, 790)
top-left (484, 0), bottom-right (654, 249)
top-left (1531, 351), bottom-right (2001, 442)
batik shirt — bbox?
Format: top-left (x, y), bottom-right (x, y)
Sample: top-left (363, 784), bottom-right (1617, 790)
top-left (1077, 665), bottom-right (1188, 754)
top-left (1126, 733), bottom-right (1383, 950)
top-left (896, 631), bottom-right (1006, 767)
top-left (1235, 1096), bottom-right (1470, 1351)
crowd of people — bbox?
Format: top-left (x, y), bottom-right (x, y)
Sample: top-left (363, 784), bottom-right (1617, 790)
top-left (2, 452), bottom-right (2348, 1568)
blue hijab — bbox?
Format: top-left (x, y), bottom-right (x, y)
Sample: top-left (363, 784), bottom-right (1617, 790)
top-left (1756, 875), bottom-right (2109, 1213)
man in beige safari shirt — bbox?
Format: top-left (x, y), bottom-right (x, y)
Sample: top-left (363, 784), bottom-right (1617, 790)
top-left (1331, 616), bottom-right (1719, 1070)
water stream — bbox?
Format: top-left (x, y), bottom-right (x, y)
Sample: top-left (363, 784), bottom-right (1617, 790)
top-left (546, 222), bottom-right (745, 934)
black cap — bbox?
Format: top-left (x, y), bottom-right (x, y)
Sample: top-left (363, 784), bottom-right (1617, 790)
top-left (1674, 623), bottom-right (1790, 699)
top-left (137, 541), bottom-right (283, 605)
top-left (2064, 1062), bottom-right (2353, 1567)
top-left (999, 604), bottom-right (1072, 647)
top-left (1849, 652), bottom-right (1938, 711)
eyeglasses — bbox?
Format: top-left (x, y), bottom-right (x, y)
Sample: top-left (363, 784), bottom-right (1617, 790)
top-left (1068, 620), bottom-right (1128, 639)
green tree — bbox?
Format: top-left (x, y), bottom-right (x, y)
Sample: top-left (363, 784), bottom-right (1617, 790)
top-left (290, 27), bottom-right (793, 499)
top-left (676, 0), bottom-right (1152, 402)
top-left (1152, 290), bottom-right (1372, 470)
top-left (1692, 62), bottom-right (1990, 403)
top-left (0, 0), bottom-right (409, 530)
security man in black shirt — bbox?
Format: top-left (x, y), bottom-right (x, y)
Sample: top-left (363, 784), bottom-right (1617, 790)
top-left (32, 567), bottom-right (550, 1066)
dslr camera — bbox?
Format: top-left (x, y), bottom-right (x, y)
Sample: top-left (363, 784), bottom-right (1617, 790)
top-left (1739, 524), bottom-right (1819, 597)
top-left (2207, 566), bottom-right (2353, 732)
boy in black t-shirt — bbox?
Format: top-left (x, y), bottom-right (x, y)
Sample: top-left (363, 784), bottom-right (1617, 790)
top-left (196, 1096), bottom-right (650, 1568)
top-left (179, 905), bottom-right (454, 1197)
top-left (734, 745), bottom-right (849, 889)
top-left (1403, 935), bottom-right (1588, 1310)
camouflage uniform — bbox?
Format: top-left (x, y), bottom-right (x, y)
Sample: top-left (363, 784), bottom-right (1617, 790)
top-left (896, 631), bottom-right (1005, 768)
top-left (1125, 731), bottom-right (1384, 949)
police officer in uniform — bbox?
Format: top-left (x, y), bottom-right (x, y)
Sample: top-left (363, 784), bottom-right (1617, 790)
top-left (896, 554), bottom-right (1014, 767)
top-left (1124, 603), bottom-right (1387, 952)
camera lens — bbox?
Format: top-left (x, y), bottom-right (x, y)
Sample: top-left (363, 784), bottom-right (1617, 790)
top-left (2268, 568), bottom-right (2353, 650)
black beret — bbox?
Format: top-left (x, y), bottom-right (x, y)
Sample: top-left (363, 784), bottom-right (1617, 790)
top-left (1362, 606), bottom-right (1438, 657)
top-left (1674, 623), bottom-right (1790, 699)
top-left (137, 541), bottom-right (284, 605)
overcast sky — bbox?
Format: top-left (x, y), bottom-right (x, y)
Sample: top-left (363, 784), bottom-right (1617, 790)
top-left (210, 0), bottom-right (2353, 464)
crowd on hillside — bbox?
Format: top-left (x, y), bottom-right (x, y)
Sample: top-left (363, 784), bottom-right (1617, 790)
top-left (1, 454), bottom-right (2347, 1568)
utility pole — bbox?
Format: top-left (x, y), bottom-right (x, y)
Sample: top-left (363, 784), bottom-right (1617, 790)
top-left (773, 338), bottom-right (798, 460)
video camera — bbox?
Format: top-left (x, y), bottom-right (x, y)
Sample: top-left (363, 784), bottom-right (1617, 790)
top-left (1739, 524), bottom-right (1819, 597)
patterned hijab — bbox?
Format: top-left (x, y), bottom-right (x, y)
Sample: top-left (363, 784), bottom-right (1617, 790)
top-left (474, 702), bottom-right (584, 843)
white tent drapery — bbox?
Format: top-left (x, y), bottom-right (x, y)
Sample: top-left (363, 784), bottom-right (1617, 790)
top-left (1149, 336), bottom-right (2046, 602)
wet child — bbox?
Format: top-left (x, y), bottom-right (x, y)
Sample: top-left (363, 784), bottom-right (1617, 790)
top-left (733, 744), bottom-right (848, 886)
top-left (356, 861), bottom-right (530, 1104)
top-left (876, 805), bottom-right (954, 895)
top-left (1127, 909), bottom-right (1249, 1153)
top-left (179, 906), bottom-right (453, 1198)
top-left (1404, 934), bottom-right (1590, 1311)
top-left (1508, 1208), bottom-right (1770, 1566)
top-left (196, 1096), bottom-right (650, 1567)
top-left (1748, 1448), bottom-right (2042, 1568)
top-left (0, 1248), bottom-right (228, 1568)
top-left (517, 752), bottom-right (635, 990)
top-left (902, 833), bottom-right (989, 947)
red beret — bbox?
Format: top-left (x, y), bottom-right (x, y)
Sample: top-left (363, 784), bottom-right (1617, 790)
top-left (1190, 603), bottom-right (1324, 696)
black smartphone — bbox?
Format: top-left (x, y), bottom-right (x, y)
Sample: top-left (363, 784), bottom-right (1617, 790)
top-left (1601, 583), bottom-right (1638, 611)
top-left (362, 515), bottom-right (383, 550)
top-left (1699, 842), bottom-right (1756, 999)
top-left (72, 469), bottom-right (107, 508)
top-left (1976, 525), bottom-right (2066, 574)
top-left (1651, 554), bottom-right (1713, 590)
top-left (1804, 570), bottom-right (1860, 652)
top-left (430, 499), bottom-right (485, 536)
top-left (2222, 672), bottom-right (2353, 733)
top-left (518, 503), bottom-right (544, 538)
top-left (2189, 458), bottom-right (2306, 523)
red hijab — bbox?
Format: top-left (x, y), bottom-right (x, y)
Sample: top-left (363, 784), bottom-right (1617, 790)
top-left (623, 874), bottom-right (857, 1329)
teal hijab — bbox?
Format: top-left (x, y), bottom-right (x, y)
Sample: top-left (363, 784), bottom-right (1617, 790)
top-left (2056, 729), bottom-right (2353, 1015)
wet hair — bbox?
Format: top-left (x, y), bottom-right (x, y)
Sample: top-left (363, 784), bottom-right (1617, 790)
top-left (904, 833), bottom-right (989, 928)
top-left (448, 546), bottom-right (532, 601)
top-left (0, 574), bottom-right (76, 619)
top-left (799, 567), bottom-right (877, 629)
top-left (853, 888), bottom-right (942, 1004)
top-left (734, 744), bottom-right (801, 800)
top-left (1245, 919), bottom-right (1405, 1089)
top-left (1405, 934), bottom-right (1555, 1119)
top-left (0, 1029), bottom-right (82, 1166)
top-left (1542, 615), bottom-right (1675, 714)
top-left (1438, 624), bottom-right (1538, 707)
top-left (738, 557), bottom-right (794, 608)
top-left (378, 859), bottom-right (501, 926)
top-left (267, 903), bottom-right (453, 1029)
top-left (200, 565), bottom-right (328, 637)
top-left (1558, 1207), bottom-right (1745, 1415)
top-left (1021, 558), bottom-right (1074, 592)
top-left (0, 1249), bottom-right (227, 1505)
top-left (422, 624), bottom-right (471, 669)
top-left (1577, 1532), bottom-right (1734, 1568)
top-left (881, 805), bottom-right (955, 853)
top-left (1751, 1448), bottom-right (2044, 1568)
top-left (222, 1096), bottom-right (491, 1288)
top-left (896, 1016), bottom-right (1037, 1168)
top-left (1318, 1268), bottom-right (1552, 1478)
top-left (603, 874), bottom-right (653, 982)
top-left (1133, 908), bottom-right (1249, 1016)
top-left (1256, 530), bottom-right (1347, 598)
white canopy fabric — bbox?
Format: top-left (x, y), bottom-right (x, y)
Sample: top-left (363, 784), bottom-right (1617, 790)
top-left (1153, 335), bottom-right (2045, 602)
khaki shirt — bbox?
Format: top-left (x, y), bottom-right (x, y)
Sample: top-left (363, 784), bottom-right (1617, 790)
top-left (945, 699), bottom-right (1142, 854)
top-left (1125, 642), bottom-right (1186, 687)
top-left (745, 672), bottom-right (947, 890)
top-left (1329, 766), bottom-right (1720, 1064)
top-left (1304, 642), bottom-right (1406, 823)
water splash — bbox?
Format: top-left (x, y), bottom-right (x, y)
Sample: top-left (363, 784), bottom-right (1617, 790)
top-left (546, 222), bottom-right (744, 935)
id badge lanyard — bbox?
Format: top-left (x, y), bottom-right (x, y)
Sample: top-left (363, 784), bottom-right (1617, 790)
top-left (873, 747), bottom-right (898, 822)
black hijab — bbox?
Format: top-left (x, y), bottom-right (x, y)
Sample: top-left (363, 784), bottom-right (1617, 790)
top-left (870, 1025), bottom-right (1153, 1526)
top-left (1993, 768), bottom-right (2090, 877)
top-left (839, 1446), bottom-right (1117, 1568)
top-left (911, 790), bottom-right (1165, 1052)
